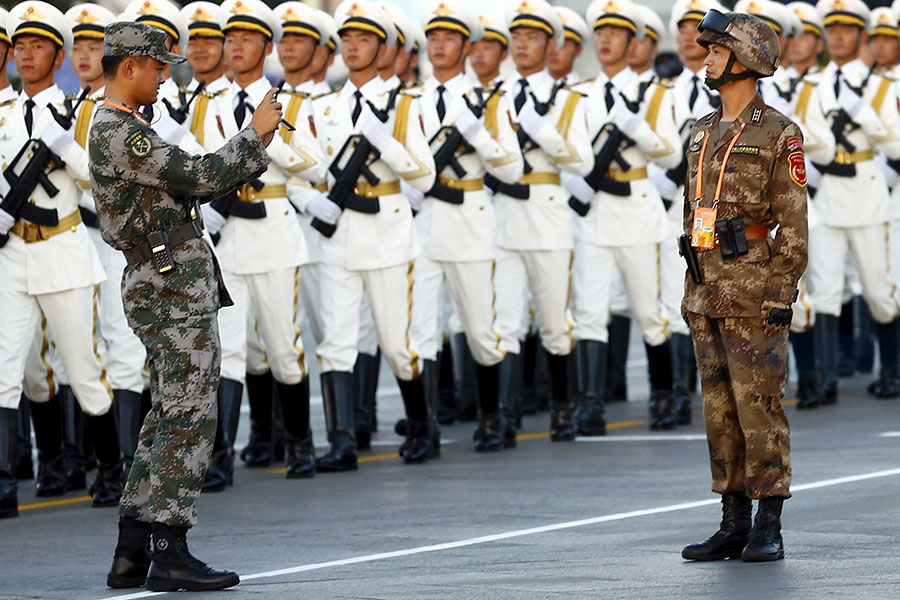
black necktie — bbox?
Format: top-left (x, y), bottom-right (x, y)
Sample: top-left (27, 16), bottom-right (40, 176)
top-left (514, 79), bottom-right (528, 114)
top-left (24, 99), bottom-right (35, 136)
top-left (436, 85), bottom-right (446, 122)
top-left (141, 104), bottom-right (153, 122)
top-left (351, 90), bottom-right (362, 126)
top-left (605, 81), bottom-right (615, 112)
top-left (834, 69), bottom-right (841, 98)
top-left (234, 90), bottom-right (250, 128)
top-left (689, 75), bottom-right (699, 111)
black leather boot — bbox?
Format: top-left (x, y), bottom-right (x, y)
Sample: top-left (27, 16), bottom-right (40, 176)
top-left (240, 371), bottom-right (274, 467)
top-left (145, 523), bottom-right (239, 591)
top-left (14, 399), bottom-right (33, 480)
top-left (202, 379), bottom-right (242, 492)
top-left (815, 314), bottom-right (839, 404)
top-left (437, 337), bottom-right (456, 425)
top-left (838, 299), bottom-right (857, 376)
top-left (671, 333), bottom-right (695, 425)
top-left (574, 340), bottom-right (607, 436)
top-left (646, 341), bottom-right (676, 430)
top-left (870, 318), bottom-right (900, 399)
top-left (606, 315), bottom-right (631, 402)
top-left (473, 411), bottom-right (503, 452)
top-left (548, 353), bottom-right (576, 441)
top-left (0, 407), bottom-right (18, 518)
top-left (367, 348), bottom-right (381, 432)
top-left (316, 371), bottom-right (358, 472)
top-left (495, 354), bottom-right (519, 447)
top-left (107, 517), bottom-right (151, 588)
top-left (534, 343), bottom-right (552, 411)
top-left (452, 333), bottom-right (479, 422)
top-left (84, 409), bottom-right (123, 507)
top-left (742, 497), bottom-right (785, 562)
top-left (397, 376), bottom-right (435, 463)
top-left (474, 362), bottom-right (503, 451)
top-left (271, 384), bottom-right (287, 463)
top-left (682, 493), bottom-right (752, 561)
top-left (422, 359), bottom-right (442, 457)
top-left (278, 378), bottom-right (316, 478)
top-left (353, 353), bottom-right (378, 451)
top-left (114, 390), bottom-right (143, 478)
top-left (59, 386), bottom-right (87, 491)
top-left (856, 299), bottom-right (875, 374)
top-left (790, 329), bottom-right (820, 409)
top-left (29, 394), bottom-right (66, 497)
top-left (520, 334), bottom-right (539, 415)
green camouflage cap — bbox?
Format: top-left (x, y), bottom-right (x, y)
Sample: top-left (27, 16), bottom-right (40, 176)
top-left (103, 21), bottom-right (186, 64)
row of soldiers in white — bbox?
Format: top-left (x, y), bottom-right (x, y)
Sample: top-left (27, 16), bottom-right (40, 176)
top-left (4, 0), bottom-right (900, 517)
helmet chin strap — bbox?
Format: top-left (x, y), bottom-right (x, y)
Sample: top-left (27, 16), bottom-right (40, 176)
top-left (705, 51), bottom-right (756, 90)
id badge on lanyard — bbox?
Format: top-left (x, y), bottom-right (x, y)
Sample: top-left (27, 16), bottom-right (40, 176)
top-left (690, 123), bottom-right (746, 249)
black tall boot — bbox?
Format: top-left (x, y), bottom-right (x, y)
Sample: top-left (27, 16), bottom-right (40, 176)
top-left (856, 299), bottom-right (875, 374)
top-left (742, 497), bottom-right (786, 562)
top-left (520, 334), bottom-right (539, 415)
top-left (59, 386), bottom-right (87, 491)
top-left (870, 318), bottom-right (900, 399)
top-left (646, 341), bottom-right (676, 430)
top-left (271, 384), bottom-right (287, 463)
top-left (277, 379), bottom-right (316, 478)
top-left (0, 407), bottom-right (18, 518)
top-left (421, 359), bottom-right (442, 457)
top-left (606, 315), bottom-right (631, 403)
top-left (114, 390), bottom-right (143, 478)
top-left (15, 399), bottom-right (33, 480)
top-left (28, 394), bottom-right (66, 497)
top-left (202, 379), bottom-right (242, 492)
top-left (838, 299), bottom-right (857, 377)
top-left (682, 493), bottom-right (752, 561)
top-left (452, 333), bottom-right (479, 422)
top-left (815, 314), bottom-right (840, 404)
top-left (671, 333), bottom-right (696, 425)
top-left (574, 340), bottom-right (607, 436)
top-left (316, 371), bottom-right (358, 472)
top-left (368, 348), bottom-right (381, 432)
top-left (353, 353), bottom-right (378, 450)
top-left (534, 343), bottom-right (553, 411)
top-left (790, 329), bottom-right (820, 409)
top-left (496, 353), bottom-right (519, 448)
top-left (84, 409), bottom-right (123, 507)
top-left (437, 337), bottom-right (456, 425)
top-left (396, 375), bottom-right (435, 464)
top-left (474, 362), bottom-right (502, 452)
top-left (107, 517), bottom-right (151, 588)
top-left (144, 523), bottom-right (239, 592)
top-left (548, 352), bottom-right (576, 441)
top-left (240, 371), bottom-right (274, 467)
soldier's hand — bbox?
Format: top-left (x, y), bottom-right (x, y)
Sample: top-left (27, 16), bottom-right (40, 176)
top-left (765, 306), bottom-right (793, 335)
top-left (249, 88), bottom-right (283, 147)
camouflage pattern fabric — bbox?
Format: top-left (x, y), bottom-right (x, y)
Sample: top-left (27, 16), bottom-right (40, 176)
top-left (103, 22), bottom-right (185, 65)
top-left (688, 313), bottom-right (792, 499)
top-left (89, 102), bottom-right (269, 327)
top-left (697, 13), bottom-right (780, 78)
top-left (682, 93), bottom-right (807, 500)
top-left (119, 314), bottom-right (219, 526)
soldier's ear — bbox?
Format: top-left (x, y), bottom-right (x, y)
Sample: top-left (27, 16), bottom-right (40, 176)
top-left (53, 48), bottom-right (66, 73)
top-left (265, 40), bottom-right (273, 57)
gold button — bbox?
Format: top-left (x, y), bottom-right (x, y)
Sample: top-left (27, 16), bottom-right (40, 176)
top-left (284, 210), bottom-right (289, 215)
top-left (479, 206), bottom-right (484, 211)
top-left (548, 196), bottom-right (554, 201)
top-left (394, 208), bottom-right (400, 213)
top-left (70, 226), bottom-right (77, 232)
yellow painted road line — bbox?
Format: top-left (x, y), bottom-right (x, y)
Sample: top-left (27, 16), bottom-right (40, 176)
top-left (19, 496), bottom-right (91, 510)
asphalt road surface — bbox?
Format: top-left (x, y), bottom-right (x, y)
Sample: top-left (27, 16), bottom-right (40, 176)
top-left (3, 341), bottom-right (899, 600)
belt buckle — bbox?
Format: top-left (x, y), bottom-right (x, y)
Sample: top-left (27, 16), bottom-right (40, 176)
top-left (236, 185), bottom-right (248, 202)
top-left (23, 223), bottom-right (42, 244)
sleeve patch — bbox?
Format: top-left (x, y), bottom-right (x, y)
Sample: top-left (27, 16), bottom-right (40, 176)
top-left (788, 150), bottom-right (807, 187)
top-left (787, 136), bottom-right (802, 151)
top-left (125, 131), bottom-right (152, 157)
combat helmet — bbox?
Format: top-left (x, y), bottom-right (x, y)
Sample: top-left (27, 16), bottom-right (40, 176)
top-left (697, 9), bottom-right (780, 88)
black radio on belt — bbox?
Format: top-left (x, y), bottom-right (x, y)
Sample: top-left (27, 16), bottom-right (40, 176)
top-left (715, 216), bottom-right (749, 259)
top-left (147, 230), bottom-right (176, 273)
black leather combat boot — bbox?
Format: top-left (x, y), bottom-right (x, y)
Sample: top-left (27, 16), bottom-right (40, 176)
top-left (316, 371), bottom-right (358, 472)
top-left (144, 523), bottom-right (239, 591)
top-left (107, 517), bottom-right (151, 588)
top-left (742, 497), bottom-right (786, 562)
top-left (278, 378), bottom-right (315, 478)
top-left (574, 340), bottom-right (607, 436)
top-left (682, 494), bottom-right (752, 561)
top-left (548, 353), bottom-right (576, 441)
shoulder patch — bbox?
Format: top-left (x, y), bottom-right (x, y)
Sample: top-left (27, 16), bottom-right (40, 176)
top-left (0, 98), bottom-right (14, 108)
top-left (125, 130), bottom-right (152, 157)
top-left (788, 150), bottom-right (807, 187)
top-left (787, 136), bottom-right (803, 151)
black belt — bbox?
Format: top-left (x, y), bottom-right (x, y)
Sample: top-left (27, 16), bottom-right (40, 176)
top-left (79, 206), bottom-right (100, 229)
top-left (343, 194), bottom-right (380, 214)
top-left (485, 174), bottom-right (529, 199)
top-left (122, 219), bottom-right (203, 266)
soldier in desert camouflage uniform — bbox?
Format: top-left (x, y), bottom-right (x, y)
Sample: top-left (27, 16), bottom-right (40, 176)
top-left (678, 11), bottom-right (807, 564)
top-left (90, 23), bottom-right (280, 592)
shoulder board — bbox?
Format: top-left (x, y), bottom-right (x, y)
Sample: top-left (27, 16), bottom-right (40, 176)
top-left (312, 89), bottom-right (339, 101)
top-left (0, 98), bottom-right (15, 108)
top-left (198, 89), bottom-right (224, 99)
top-left (654, 80), bottom-right (674, 89)
top-left (399, 89), bottom-right (422, 99)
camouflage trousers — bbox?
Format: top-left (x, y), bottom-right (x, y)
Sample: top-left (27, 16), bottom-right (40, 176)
top-left (119, 313), bottom-right (220, 527)
top-left (688, 313), bottom-right (792, 499)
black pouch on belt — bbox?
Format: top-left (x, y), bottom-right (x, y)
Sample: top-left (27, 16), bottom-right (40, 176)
top-left (715, 219), bottom-right (736, 259)
top-left (678, 234), bottom-right (703, 284)
top-left (147, 230), bottom-right (177, 274)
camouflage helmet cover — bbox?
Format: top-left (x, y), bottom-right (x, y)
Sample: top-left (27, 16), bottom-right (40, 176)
top-left (697, 10), bottom-right (780, 77)
top-left (104, 21), bottom-right (186, 64)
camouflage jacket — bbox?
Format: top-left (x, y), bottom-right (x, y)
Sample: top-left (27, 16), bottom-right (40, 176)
top-left (682, 93), bottom-right (808, 318)
top-left (89, 100), bottom-right (269, 327)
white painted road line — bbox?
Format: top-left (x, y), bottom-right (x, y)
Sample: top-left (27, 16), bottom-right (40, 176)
top-left (575, 434), bottom-right (708, 442)
top-left (98, 466), bottom-right (900, 600)
top-left (879, 432), bottom-right (900, 437)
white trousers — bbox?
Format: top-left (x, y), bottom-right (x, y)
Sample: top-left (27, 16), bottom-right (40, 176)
top-left (660, 232), bottom-right (689, 336)
top-left (808, 224), bottom-right (900, 323)
top-left (219, 267), bottom-right (307, 384)
top-left (411, 255), bottom-right (505, 366)
top-left (0, 284), bottom-right (112, 415)
top-left (572, 241), bottom-right (669, 346)
top-left (494, 248), bottom-right (574, 356)
top-left (318, 262), bottom-right (422, 380)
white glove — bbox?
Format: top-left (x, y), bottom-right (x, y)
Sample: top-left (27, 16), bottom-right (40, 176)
top-left (359, 103), bottom-right (395, 153)
top-left (564, 176), bottom-right (594, 203)
top-left (649, 168), bottom-right (678, 201)
top-left (306, 191), bottom-right (341, 224)
top-left (42, 116), bottom-right (75, 159)
top-left (837, 82), bottom-right (866, 117)
top-left (0, 208), bottom-right (14, 235)
top-left (619, 109), bottom-right (649, 138)
top-left (200, 203), bottom-right (226, 235)
top-left (517, 99), bottom-right (551, 139)
top-left (153, 111), bottom-right (190, 146)
top-left (806, 160), bottom-right (822, 190)
top-left (401, 180), bottom-right (425, 211)
top-left (878, 154), bottom-right (900, 189)
top-left (454, 105), bottom-right (485, 142)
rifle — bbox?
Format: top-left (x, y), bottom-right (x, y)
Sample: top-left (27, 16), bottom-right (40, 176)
top-left (664, 118), bottom-right (697, 190)
top-left (426, 86), bottom-right (500, 204)
top-left (812, 108), bottom-right (858, 177)
top-left (311, 86), bottom-right (402, 238)
top-left (0, 86), bottom-right (91, 248)
top-left (161, 79), bottom-right (206, 124)
top-left (207, 179), bottom-right (266, 244)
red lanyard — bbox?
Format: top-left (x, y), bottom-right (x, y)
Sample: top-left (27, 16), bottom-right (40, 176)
top-left (695, 122), bottom-right (746, 208)
top-left (101, 99), bottom-right (149, 126)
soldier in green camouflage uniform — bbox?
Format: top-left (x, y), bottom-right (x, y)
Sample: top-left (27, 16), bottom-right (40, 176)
top-left (677, 12), bottom-right (808, 563)
top-left (89, 22), bottom-right (281, 592)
